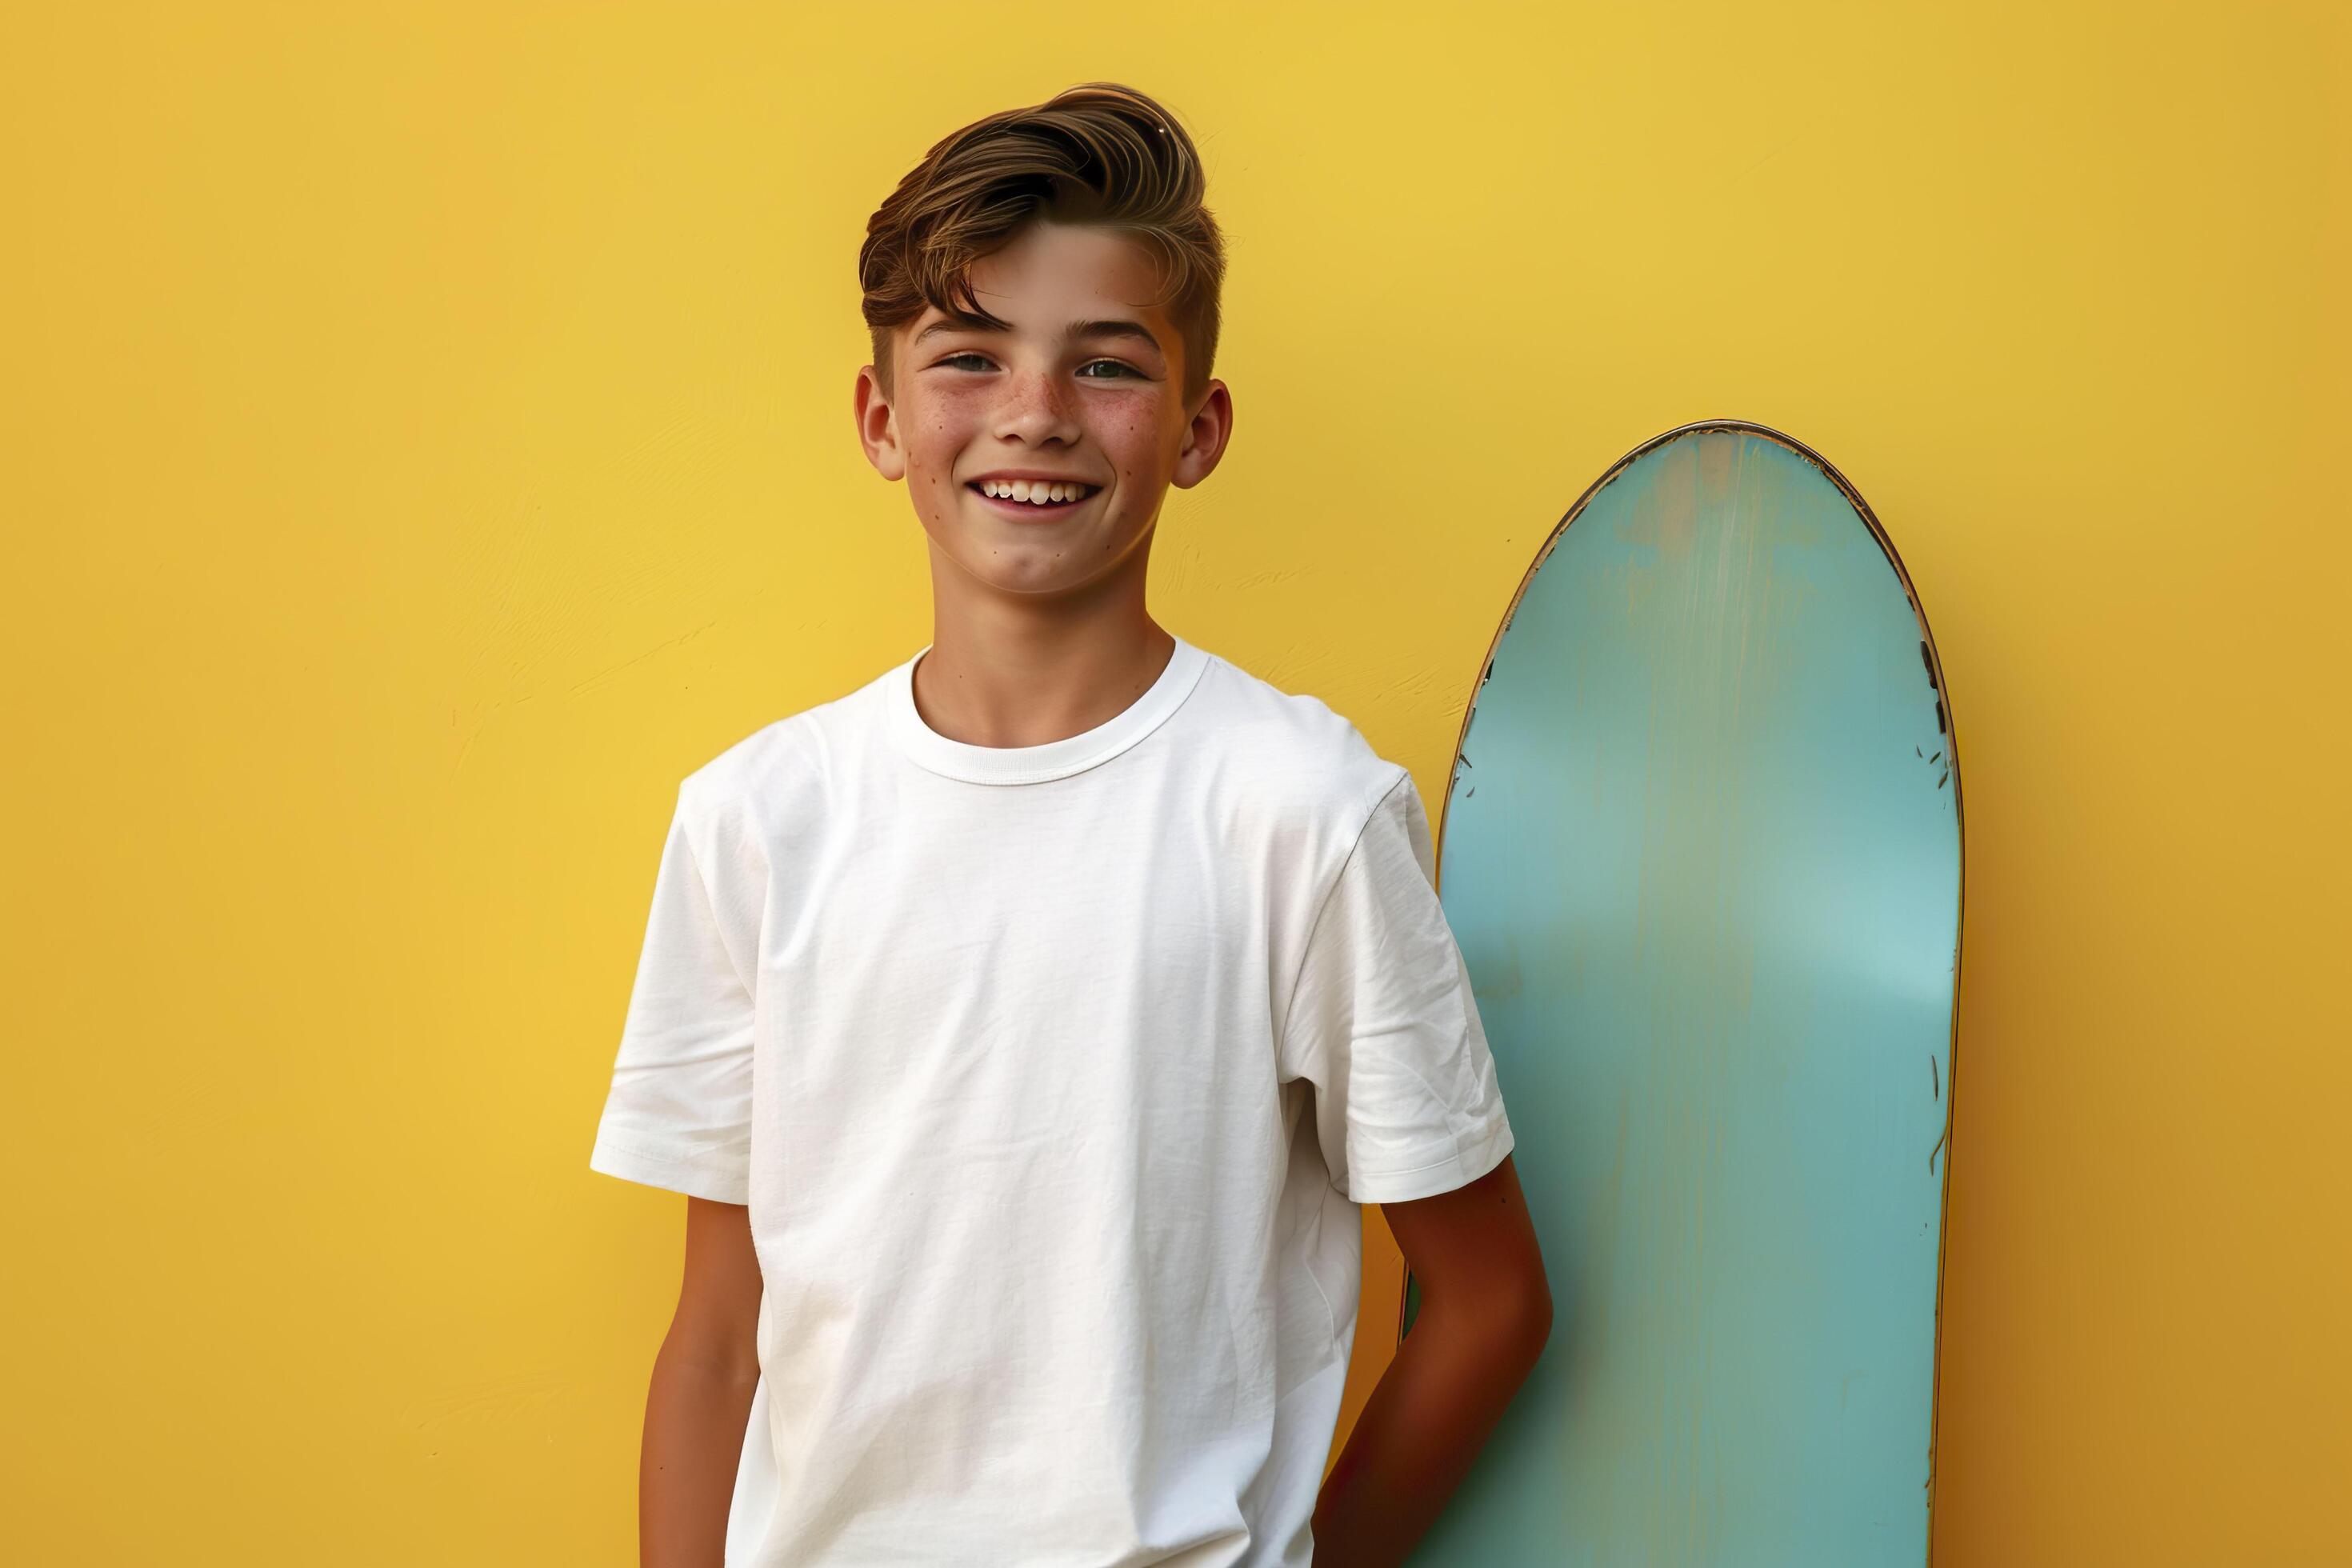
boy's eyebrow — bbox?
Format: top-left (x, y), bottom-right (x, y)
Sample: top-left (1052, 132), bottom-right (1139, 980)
top-left (914, 316), bottom-right (1166, 355)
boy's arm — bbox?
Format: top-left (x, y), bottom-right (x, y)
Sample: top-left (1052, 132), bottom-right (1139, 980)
top-left (640, 1195), bottom-right (764, 1568)
top-left (1310, 1153), bottom-right (1552, 1567)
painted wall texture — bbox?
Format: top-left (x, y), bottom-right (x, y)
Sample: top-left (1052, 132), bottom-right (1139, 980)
top-left (3, 4), bottom-right (2343, 1563)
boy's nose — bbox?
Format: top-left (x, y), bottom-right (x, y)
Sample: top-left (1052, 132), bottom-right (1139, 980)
top-left (993, 371), bottom-right (1082, 439)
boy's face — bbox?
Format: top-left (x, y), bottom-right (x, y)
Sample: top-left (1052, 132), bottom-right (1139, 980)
top-left (855, 221), bottom-right (1231, 605)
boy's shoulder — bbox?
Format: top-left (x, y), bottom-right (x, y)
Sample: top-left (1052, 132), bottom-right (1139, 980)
top-left (666, 661), bottom-right (885, 828)
top-left (1187, 644), bottom-right (1410, 821)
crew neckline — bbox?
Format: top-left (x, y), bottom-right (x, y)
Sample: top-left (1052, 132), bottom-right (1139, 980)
top-left (888, 634), bottom-right (1212, 786)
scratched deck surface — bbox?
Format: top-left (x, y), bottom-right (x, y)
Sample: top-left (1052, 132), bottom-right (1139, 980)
top-left (1403, 425), bottom-right (1961, 1565)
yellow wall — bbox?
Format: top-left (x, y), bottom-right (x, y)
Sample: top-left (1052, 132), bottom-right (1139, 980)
top-left (5, 4), bottom-right (2343, 1562)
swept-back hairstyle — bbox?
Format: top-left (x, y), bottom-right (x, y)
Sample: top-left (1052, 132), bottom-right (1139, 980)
top-left (858, 82), bottom-right (1226, 407)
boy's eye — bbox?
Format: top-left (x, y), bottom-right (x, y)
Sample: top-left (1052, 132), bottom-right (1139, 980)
top-left (935, 353), bottom-right (1139, 379)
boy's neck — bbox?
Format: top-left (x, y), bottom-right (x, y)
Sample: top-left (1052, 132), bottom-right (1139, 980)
top-left (908, 614), bottom-right (1178, 751)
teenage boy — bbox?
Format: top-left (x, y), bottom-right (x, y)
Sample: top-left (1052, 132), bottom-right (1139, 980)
top-left (591, 82), bottom-right (1551, 1567)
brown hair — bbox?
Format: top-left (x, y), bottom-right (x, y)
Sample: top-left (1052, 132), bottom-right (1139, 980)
top-left (858, 82), bottom-right (1226, 407)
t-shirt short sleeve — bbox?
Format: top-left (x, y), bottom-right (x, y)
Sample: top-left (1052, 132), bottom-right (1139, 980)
top-left (1278, 770), bottom-right (1516, 1205)
top-left (588, 783), bottom-right (757, 1206)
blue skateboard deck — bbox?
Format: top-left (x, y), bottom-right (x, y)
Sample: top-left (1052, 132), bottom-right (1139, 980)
top-left (1394, 422), bottom-right (1963, 1564)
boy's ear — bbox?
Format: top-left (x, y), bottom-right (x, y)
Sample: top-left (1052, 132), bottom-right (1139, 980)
top-left (854, 362), bottom-right (907, 482)
top-left (1168, 378), bottom-right (1234, 491)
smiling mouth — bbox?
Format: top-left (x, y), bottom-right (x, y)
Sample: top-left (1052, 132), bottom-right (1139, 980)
top-left (967, 482), bottom-right (1101, 517)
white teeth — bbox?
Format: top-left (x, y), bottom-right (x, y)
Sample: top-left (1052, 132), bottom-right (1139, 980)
top-left (980, 479), bottom-right (1092, 504)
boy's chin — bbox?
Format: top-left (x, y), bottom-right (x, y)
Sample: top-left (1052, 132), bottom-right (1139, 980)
top-left (934, 531), bottom-right (1144, 597)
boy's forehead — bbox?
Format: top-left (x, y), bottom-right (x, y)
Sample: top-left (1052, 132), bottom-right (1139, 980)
top-left (908, 225), bottom-right (1173, 342)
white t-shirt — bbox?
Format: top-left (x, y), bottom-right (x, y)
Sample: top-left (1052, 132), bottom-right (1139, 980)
top-left (590, 632), bottom-right (1514, 1566)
